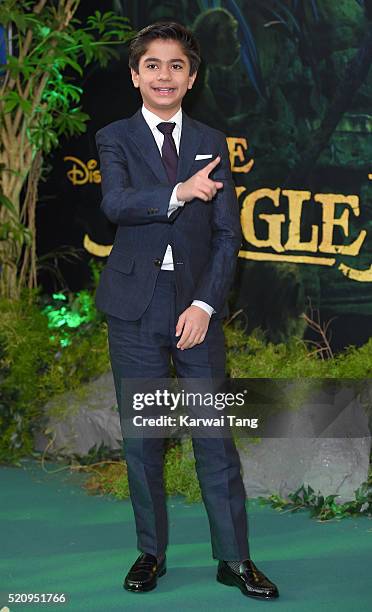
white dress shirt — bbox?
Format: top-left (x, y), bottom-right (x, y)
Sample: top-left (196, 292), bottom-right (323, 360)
top-left (141, 104), bottom-right (214, 317)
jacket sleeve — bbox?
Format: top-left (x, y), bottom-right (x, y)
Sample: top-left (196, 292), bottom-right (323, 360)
top-left (96, 128), bottom-right (174, 226)
top-left (192, 132), bottom-right (242, 313)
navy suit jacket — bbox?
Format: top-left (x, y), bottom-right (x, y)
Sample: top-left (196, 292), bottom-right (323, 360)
top-left (94, 108), bottom-right (242, 321)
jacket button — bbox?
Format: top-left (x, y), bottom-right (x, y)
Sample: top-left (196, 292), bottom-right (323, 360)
top-left (154, 258), bottom-right (162, 267)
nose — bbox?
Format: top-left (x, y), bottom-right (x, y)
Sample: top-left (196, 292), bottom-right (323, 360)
top-left (158, 65), bottom-right (171, 80)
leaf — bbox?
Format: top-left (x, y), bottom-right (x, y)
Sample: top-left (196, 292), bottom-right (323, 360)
top-left (58, 55), bottom-right (83, 76)
top-left (0, 193), bottom-right (17, 217)
top-left (54, 108), bottom-right (89, 137)
top-left (18, 97), bottom-right (32, 115)
top-left (2, 91), bottom-right (20, 113)
top-left (27, 125), bottom-right (59, 153)
top-left (78, 31), bottom-right (95, 64)
top-left (8, 11), bottom-right (27, 33)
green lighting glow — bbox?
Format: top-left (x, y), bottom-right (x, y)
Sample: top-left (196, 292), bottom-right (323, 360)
top-left (52, 293), bottom-right (67, 301)
top-left (40, 26), bottom-right (51, 37)
top-left (42, 291), bottom-right (97, 348)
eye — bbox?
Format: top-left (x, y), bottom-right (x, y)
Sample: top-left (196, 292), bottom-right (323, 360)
top-left (172, 64), bottom-right (183, 70)
top-left (146, 64), bottom-right (158, 69)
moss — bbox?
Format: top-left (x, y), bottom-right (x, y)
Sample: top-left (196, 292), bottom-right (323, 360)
top-left (224, 324), bottom-right (372, 378)
top-left (82, 439), bottom-right (202, 503)
top-left (2, 290), bottom-right (372, 466)
top-left (164, 439), bottom-right (202, 502)
top-left (0, 291), bottom-right (55, 463)
top-left (0, 289), bottom-right (110, 464)
top-left (83, 461), bottom-right (130, 499)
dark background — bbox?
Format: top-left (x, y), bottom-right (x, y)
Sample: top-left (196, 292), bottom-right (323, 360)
top-left (36, 0), bottom-right (372, 351)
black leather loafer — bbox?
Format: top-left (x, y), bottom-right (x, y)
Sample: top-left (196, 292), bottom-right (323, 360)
top-left (123, 552), bottom-right (166, 592)
top-left (217, 559), bottom-right (279, 600)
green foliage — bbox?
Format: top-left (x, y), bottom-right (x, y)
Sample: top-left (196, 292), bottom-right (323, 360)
top-left (0, 189), bottom-right (32, 247)
top-left (0, 0), bottom-right (131, 153)
top-left (81, 439), bottom-right (371, 520)
top-left (0, 289), bottom-right (54, 464)
top-left (89, 258), bottom-right (105, 290)
top-left (1, 290), bottom-right (371, 519)
top-left (83, 459), bottom-right (130, 500)
top-left (0, 289), bottom-right (109, 464)
top-left (0, 2), bottom-right (134, 152)
top-left (71, 442), bottom-right (122, 466)
top-left (41, 289), bottom-right (102, 346)
top-left (0, 2), bottom-right (136, 300)
top-left (81, 439), bottom-right (202, 503)
top-left (260, 480), bottom-right (372, 521)
top-left (164, 439), bottom-right (202, 502)
top-left (224, 324), bottom-right (372, 378)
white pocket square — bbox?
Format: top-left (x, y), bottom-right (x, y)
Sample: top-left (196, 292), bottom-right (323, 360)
top-left (195, 154), bottom-right (213, 160)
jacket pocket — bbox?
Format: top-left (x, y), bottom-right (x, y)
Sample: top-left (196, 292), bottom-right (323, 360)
top-left (106, 250), bottom-right (135, 274)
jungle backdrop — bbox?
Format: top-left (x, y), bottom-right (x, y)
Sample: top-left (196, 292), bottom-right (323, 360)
top-left (35, 0), bottom-right (372, 350)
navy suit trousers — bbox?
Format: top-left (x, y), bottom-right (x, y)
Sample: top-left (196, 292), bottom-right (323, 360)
top-left (107, 270), bottom-right (250, 560)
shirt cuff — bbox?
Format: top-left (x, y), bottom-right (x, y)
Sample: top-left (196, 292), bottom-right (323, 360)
top-left (167, 182), bottom-right (185, 217)
top-left (191, 300), bottom-right (215, 317)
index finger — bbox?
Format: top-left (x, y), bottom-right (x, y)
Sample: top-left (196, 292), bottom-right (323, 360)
top-left (176, 324), bottom-right (192, 350)
top-left (200, 155), bottom-right (221, 177)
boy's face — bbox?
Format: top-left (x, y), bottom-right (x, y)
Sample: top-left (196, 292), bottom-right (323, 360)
top-left (131, 39), bottom-right (197, 119)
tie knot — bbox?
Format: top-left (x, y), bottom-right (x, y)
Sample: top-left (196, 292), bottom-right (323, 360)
top-left (157, 122), bottom-right (176, 135)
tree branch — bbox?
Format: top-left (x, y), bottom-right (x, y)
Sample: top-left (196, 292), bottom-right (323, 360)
top-left (285, 23), bottom-right (372, 185)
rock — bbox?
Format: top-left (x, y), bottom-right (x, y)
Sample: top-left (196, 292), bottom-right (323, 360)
top-left (239, 383), bottom-right (371, 502)
top-left (33, 371), bottom-right (122, 457)
top-left (240, 437), bottom-right (370, 503)
top-left (34, 373), bottom-right (371, 503)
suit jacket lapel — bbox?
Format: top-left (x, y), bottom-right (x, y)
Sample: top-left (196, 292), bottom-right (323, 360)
top-left (127, 109), bottom-right (168, 183)
top-left (176, 111), bottom-right (203, 183)
top-left (126, 108), bottom-right (203, 185)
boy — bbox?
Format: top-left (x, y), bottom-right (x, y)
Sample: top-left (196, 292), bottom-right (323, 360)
top-left (95, 21), bottom-right (279, 600)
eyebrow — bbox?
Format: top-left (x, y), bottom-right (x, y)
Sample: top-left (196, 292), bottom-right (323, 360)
top-left (143, 57), bottom-right (186, 64)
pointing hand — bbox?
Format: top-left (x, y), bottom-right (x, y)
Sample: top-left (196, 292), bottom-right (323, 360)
top-left (176, 156), bottom-right (224, 202)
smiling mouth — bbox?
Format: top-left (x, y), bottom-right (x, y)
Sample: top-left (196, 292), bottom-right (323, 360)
top-left (152, 87), bottom-right (176, 95)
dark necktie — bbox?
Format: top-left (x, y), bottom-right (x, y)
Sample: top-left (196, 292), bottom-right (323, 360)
top-left (157, 122), bottom-right (178, 184)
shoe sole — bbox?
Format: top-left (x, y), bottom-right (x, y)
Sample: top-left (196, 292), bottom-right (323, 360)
top-left (124, 567), bottom-right (167, 593)
top-left (217, 571), bottom-right (279, 600)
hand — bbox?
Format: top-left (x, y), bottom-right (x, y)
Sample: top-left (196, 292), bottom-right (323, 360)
top-left (176, 156), bottom-right (224, 203)
top-left (175, 305), bottom-right (211, 350)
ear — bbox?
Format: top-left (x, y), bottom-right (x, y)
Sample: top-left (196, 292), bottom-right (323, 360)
top-left (131, 68), bottom-right (140, 88)
top-left (188, 71), bottom-right (197, 90)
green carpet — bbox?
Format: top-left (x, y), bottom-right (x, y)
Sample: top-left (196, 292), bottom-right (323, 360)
top-left (1, 459), bottom-right (371, 611)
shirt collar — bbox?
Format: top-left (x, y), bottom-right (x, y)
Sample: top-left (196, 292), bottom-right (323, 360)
top-left (141, 104), bottom-right (182, 133)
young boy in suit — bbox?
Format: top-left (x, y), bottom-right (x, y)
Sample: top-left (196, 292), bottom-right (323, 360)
top-left (95, 21), bottom-right (279, 600)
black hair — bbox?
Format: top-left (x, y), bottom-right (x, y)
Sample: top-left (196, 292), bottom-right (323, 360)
top-left (128, 21), bottom-right (201, 76)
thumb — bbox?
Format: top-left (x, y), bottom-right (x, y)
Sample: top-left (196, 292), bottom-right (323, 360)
top-left (175, 312), bottom-right (186, 337)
